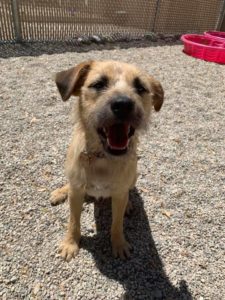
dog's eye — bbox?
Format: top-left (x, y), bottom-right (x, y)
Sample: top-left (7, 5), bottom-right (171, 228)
top-left (133, 77), bottom-right (149, 95)
top-left (89, 76), bottom-right (108, 91)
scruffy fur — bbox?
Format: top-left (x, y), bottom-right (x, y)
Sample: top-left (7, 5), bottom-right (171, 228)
top-left (50, 60), bottom-right (164, 260)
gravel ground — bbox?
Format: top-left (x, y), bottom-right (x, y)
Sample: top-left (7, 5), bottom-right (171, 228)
top-left (0, 43), bottom-right (225, 300)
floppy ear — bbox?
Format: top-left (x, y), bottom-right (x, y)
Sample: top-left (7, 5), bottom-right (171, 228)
top-left (150, 77), bottom-right (164, 112)
top-left (55, 61), bottom-right (93, 101)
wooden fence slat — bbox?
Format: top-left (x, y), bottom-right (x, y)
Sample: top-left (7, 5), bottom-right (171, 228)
top-left (11, 0), bottom-right (22, 41)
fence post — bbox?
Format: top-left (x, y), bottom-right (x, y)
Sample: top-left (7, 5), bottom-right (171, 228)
top-left (152, 0), bottom-right (161, 32)
top-left (216, 0), bottom-right (225, 30)
top-left (11, 0), bottom-right (22, 42)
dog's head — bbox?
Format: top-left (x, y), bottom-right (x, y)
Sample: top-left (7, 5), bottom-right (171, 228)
top-left (55, 60), bottom-right (164, 156)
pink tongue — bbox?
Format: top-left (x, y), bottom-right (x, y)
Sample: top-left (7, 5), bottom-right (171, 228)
top-left (107, 123), bottom-right (129, 149)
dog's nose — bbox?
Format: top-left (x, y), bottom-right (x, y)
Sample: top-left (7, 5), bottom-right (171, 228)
top-left (111, 96), bottom-right (134, 119)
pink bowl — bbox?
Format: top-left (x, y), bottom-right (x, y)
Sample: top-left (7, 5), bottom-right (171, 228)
top-left (204, 31), bottom-right (225, 41)
top-left (181, 34), bottom-right (225, 64)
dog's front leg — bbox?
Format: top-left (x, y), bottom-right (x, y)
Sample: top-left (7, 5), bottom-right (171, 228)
top-left (59, 187), bottom-right (84, 261)
top-left (111, 192), bottom-right (132, 259)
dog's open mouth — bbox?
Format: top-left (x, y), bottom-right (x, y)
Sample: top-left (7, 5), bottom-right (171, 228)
top-left (98, 123), bottom-right (135, 155)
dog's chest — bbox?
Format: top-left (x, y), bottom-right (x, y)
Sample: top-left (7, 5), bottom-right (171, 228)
top-left (86, 181), bottom-right (111, 198)
top-left (80, 154), bottom-right (136, 198)
top-left (85, 160), bottom-right (111, 198)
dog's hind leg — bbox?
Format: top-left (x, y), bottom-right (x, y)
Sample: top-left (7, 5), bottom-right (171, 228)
top-left (50, 184), bottom-right (69, 206)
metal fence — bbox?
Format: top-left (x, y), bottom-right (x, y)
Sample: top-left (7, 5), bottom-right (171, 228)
top-left (0, 0), bottom-right (225, 43)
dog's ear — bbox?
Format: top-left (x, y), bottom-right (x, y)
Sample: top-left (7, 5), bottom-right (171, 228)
top-left (149, 77), bottom-right (164, 112)
top-left (55, 61), bottom-right (93, 101)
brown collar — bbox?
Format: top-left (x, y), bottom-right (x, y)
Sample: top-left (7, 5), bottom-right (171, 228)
top-left (80, 150), bottom-right (105, 163)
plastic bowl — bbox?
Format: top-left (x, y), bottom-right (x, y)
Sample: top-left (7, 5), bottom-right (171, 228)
top-left (204, 31), bottom-right (225, 41)
top-left (181, 34), bottom-right (225, 64)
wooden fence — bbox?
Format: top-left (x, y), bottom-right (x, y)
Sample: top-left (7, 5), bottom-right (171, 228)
top-left (0, 0), bottom-right (225, 42)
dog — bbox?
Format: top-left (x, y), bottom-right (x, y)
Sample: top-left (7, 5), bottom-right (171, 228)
top-left (50, 60), bottom-right (164, 261)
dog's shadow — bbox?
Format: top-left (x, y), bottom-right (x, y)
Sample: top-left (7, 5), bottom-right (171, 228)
top-left (82, 188), bottom-right (192, 300)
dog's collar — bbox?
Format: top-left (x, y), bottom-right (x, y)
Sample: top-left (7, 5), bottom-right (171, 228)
top-left (80, 150), bottom-right (105, 163)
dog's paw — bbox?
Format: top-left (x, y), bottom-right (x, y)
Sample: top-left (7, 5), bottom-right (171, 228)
top-left (125, 200), bottom-right (133, 216)
top-left (112, 238), bottom-right (132, 260)
top-left (50, 188), bottom-right (68, 206)
top-left (58, 240), bottom-right (79, 261)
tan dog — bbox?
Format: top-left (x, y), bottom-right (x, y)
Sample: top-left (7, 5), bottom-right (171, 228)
top-left (50, 60), bottom-right (164, 261)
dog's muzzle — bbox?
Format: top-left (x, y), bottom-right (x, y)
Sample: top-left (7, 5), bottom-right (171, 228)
top-left (97, 96), bottom-right (136, 156)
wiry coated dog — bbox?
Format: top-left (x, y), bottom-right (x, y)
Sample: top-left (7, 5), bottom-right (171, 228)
top-left (50, 60), bottom-right (164, 261)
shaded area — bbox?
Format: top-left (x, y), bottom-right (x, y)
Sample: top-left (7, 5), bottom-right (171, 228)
top-left (0, 38), bottom-right (181, 59)
top-left (82, 189), bottom-right (192, 300)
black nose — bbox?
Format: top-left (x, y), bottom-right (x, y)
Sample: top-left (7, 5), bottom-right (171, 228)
top-left (111, 96), bottom-right (134, 119)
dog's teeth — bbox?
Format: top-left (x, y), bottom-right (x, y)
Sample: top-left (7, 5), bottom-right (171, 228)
top-left (103, 128), bottom-right (109, 136)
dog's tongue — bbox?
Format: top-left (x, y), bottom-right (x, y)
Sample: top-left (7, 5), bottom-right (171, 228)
top-left (107, 123), bottom-right (129, 150)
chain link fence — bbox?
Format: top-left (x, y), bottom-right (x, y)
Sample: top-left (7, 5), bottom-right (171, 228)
top-left (0, 0), bottom-right (225, 43)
